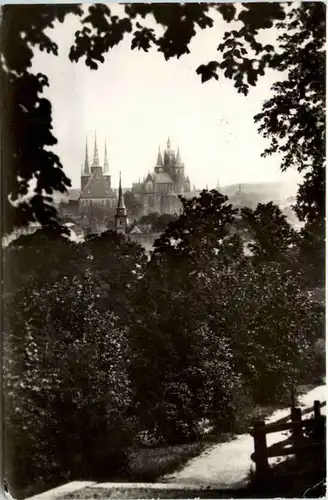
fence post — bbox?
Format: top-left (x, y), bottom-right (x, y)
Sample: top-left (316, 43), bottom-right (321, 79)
top-left (291, 407), bottom-right (303, 465)
top-left (313, 400), bottom-right (324, 442)
top-left (314, 400), bottom-right (321, 418)
top-left (252, 419), bottom-right (269, 480)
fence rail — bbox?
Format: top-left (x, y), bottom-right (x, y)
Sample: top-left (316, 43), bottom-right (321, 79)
top-left (250, 400), bottom-right (326, 480)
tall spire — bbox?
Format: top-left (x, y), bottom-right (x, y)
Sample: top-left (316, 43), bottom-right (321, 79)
top-left (83, 137), bottom-right (90, 175)
top-left (92, 131), bottom-right (99, 166)
top-left (115, 171), bottom-right (127, 234)
top-left (167, 137), bottom-right (171, 150)
top-left (156, 146), bottom-right (163, 166)
top-left (117, 171), bottom-right (126, 212)
top-left (104, 138), bottom-right (109, 174)
top-left (176, 146), bottom-right (182, 164)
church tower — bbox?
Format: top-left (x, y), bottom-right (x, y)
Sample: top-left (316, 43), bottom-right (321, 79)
top-left (90, 132), bottom-right (100, 173)
top-left (103, 138), bottom-right (110, 176)
top-left (81, 137), bottom-right (90, 191)
top-left (115, 172), bottom-right (127, 233)
top-left (154, 147), bottom-right (163, 173)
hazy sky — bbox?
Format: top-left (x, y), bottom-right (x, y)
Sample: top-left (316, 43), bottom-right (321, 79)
top-left (31, 4), bottom-right (301, 191)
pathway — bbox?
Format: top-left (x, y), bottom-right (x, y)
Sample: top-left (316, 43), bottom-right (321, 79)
top-left (163, 385), bottom-right (326, 489)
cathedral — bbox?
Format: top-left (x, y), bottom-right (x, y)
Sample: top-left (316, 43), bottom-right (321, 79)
top-left (80, 134), bottom-right (117, 215)
top-left (59, 135), bottom-right (195, 235)
top-left (131, 138), bottom-right (193, 216)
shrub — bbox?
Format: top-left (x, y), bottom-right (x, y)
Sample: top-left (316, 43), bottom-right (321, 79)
top-left (3, 273), bottom-right (133, 497)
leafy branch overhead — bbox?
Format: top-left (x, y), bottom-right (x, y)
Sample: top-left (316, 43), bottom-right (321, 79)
top-left (68, 3), bottom-right (287, 93)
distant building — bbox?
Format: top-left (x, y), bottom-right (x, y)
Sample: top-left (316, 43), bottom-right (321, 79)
top-left (131, 138), bottom-right (194, 216)
top-left (58, 135), bottom-right (201, 235)
top-left (80, 135), bottom-right (117, 215)
top-left (115, 172), bottom-right (128, 234)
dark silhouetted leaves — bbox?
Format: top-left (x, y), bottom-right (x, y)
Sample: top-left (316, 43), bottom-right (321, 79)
top-left (196, 61), bottom-right (219, 83)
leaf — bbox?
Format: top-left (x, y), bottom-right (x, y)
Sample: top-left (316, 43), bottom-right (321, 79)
top-left (196, 61), bottom-right (219, 83)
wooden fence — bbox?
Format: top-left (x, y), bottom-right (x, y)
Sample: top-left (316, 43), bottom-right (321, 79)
top-left (251, 400), bottom-right (326, 480)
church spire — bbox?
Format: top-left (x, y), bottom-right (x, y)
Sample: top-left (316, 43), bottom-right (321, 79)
top-left (156, 146), bottom-right (163, 166)
top-left (167, 137), bottom-right (171, 150)
top-left (92, 131), bottom-right (99, 166)
top-left (83, 137), bottom-right (90, 175)
top-left (117, 171), bottom-right (126, 211)
top-left (115, 171), bottom-right (127, 233)
top-left (104, 138), bottom-right (109, 174)
top-left (176, 146), bottom-right (182, 164)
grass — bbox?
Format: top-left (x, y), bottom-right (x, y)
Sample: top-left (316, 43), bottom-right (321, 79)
top-left (126, 442), bottom-right (208, 481)
top-left (59, 487), bottom-right (252, 499)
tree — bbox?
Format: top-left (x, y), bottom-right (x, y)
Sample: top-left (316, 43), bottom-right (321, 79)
top-left (4, 271), bottom-right (133, 498)
top-left (124, 191), bottom-right (143, 219)
top-left (253, 4), bottom-right (325, 225)
top-left (298, 217), bottom-right (325, 288)
top-left (129, 254), bottom-right (243, 443)
top-left (153, 190), bottom-right (239, 261)
top-left (1, 3), bottom-right (324, 234)
top-left (3, 226), bottom-right (86, 296)
top-left (153, 213), bottom-right (178, 233)
top-left (83, 230), bottom-right (147, 320)
top-left (130, 223), bottom-right (321, 442)
top-left (138, 212), bottom-right (160, 228)
top-left (240, 202), bottom-right (299, 264)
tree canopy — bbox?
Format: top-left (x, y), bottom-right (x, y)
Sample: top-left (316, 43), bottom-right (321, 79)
top-left (1, 2), bottom-right (325, 235)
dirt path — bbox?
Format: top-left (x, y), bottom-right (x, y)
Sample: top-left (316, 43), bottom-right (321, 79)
top-left (163, 385), bottom-right (326, 489)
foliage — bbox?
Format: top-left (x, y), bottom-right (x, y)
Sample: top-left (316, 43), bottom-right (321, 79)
top-left (3, 272), bottom-right (133, 497)
top-left (1, 5), bottom-right (83, 235)
top-left (124, 191), bottom-right (143, 219)
top-left (3, 226), bottom-right (86, 294)
top-left (2, 188), bottom-right (324, 495)
top-left (253, 3), bottom-right (325, 224)
top-left (136, 212), bottom-right (178, 233)
top-left (3, 229), bottom-right (147, 495)
top-left (129, 191), bottom-right (322, 441)
top-left (153, 190), bottom-right (239, 260)
top-left (129, 256), bottom-right (242, 443)
top-left (298, 217), bottom-right (325, 287)
top-left (215, 261), bottom-right (322, 403)
top-left (1, 3), bottom-right (324, 234)
top-left (153, 213), bottom-right (178, 233)
top-left (240, 202), bottom-right (299, 264)
top-left (138, 212), bottom-right (160, 228)
top-left (83, 230), bottom-right (147, 320)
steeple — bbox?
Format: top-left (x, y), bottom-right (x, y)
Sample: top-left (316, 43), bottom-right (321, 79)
top-left (104, 138), bottom-right (109, 174)
top-left (92, 131), bottom-right (99, 166)
top-left (156, 147), bottom-right (163, 166)
top-left (117, 171), bottom-right (126, 212)
top-left (83, 137), bottom-right (90, 175)
top-left (176, 146), bottom-right (182, 164)
top-left (115, 171), bottom-right (127, 234)
top-left (167, 137), bottom-right (171, 150)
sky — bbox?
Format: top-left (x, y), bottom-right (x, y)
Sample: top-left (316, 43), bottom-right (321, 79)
top-left (31, 4), bottom-right (302, 192)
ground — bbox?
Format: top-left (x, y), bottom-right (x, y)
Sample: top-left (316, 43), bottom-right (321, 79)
top-left (26, 384), bottom-right (326, 500)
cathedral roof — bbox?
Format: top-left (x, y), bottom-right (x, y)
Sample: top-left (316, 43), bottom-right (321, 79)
top-left (129, 225), bottom-right (143, 234)
top-left (148, 172), bottom-right (174, 184)
top-left (80, 168), bottom-right (116, 199)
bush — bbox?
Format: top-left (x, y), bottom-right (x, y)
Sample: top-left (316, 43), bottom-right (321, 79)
top-left (3, 273), bottom-right (134, 497)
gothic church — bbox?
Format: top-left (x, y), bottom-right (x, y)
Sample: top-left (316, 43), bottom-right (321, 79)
top-left (131, 138), bottom-right (192, 216)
